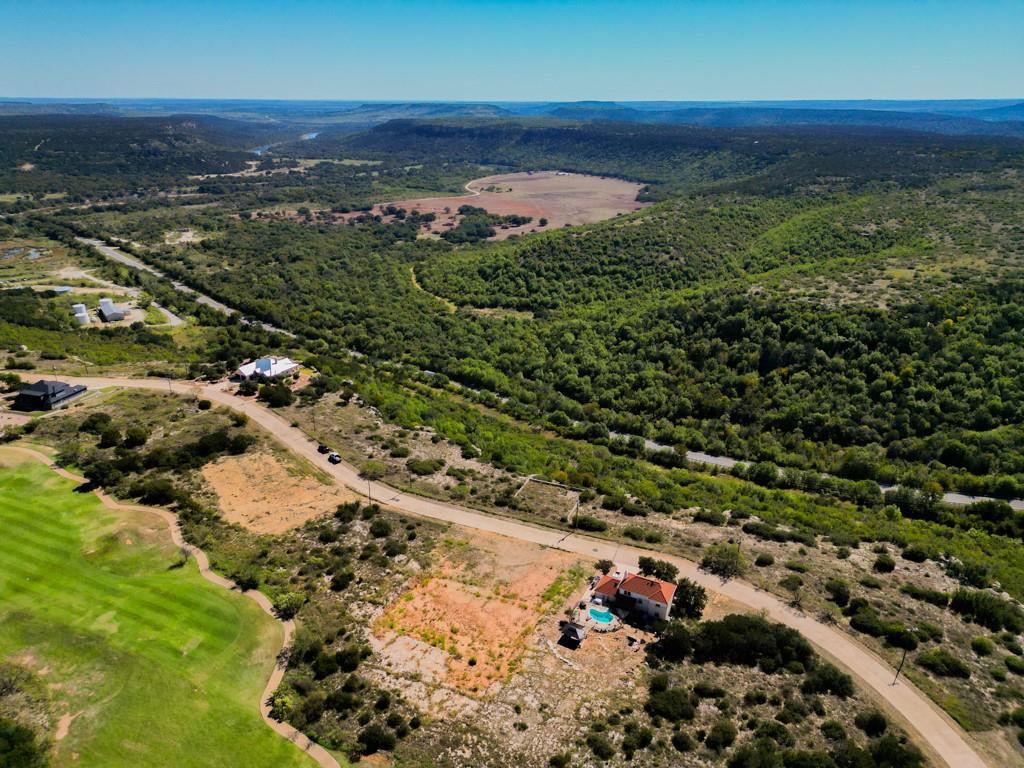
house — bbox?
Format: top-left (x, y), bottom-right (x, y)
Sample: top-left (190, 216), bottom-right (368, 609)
top-left (234, 356), bottom-right (300, 380)
top-left (97, 297), bottom-right (124, 322)
top-left (72, 303), bottom-right (90, 325)
top-left (592, 565), bottom-right (676, 621)
top-left (14, 380), bottom-right (87, 411)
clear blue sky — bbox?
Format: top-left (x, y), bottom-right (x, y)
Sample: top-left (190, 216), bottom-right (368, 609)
top-left (3, 0), bottom-right (1021, 101)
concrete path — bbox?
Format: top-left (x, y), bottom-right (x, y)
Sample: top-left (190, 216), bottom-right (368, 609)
top-left (48, 375), bottom-right (990, 768)
top-left (0, 445), bottom-right (340, 768)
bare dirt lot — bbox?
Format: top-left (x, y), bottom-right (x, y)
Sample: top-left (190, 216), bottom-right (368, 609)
top-left (372, 530), bottom-right (582, 701)
top-left (201, 451), bottom-right (356, 533)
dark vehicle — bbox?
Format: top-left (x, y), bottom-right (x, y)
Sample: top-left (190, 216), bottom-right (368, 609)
top-left (327, 452), bottom-right (342, 464)
top-left (317, 444), bottom-right (330, 454)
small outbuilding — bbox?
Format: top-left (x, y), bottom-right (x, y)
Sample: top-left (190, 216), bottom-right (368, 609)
top-left (98, 297), bottom-right (124, 322)
top-left (14, 380), bottom-right (87, 411)
top-left (560, 621), bottom-right (589, 648)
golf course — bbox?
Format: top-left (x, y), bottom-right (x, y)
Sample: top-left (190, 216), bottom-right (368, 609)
top-left (0, 450), bottom-right (315, 768)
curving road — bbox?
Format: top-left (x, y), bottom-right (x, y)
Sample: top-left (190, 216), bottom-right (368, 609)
top-left (0, 445), bottom-right (340, 768)
top-left (42, 375), bottom-right (989, 768)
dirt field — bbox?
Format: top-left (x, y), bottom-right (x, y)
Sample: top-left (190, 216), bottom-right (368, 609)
top-left (372, 530), bottom-right (582, 702)
top-left (276, 172), bottom-right (648, 240)
top-left (201, 451), bottom-right (356, 533)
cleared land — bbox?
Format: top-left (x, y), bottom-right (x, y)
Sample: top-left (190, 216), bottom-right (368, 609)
top-left (0, 451), bottom-right (315, 768)
top-left (202, 451), bottom-right (357, 534)
top-left (335, 171), bottom-right (647, 239)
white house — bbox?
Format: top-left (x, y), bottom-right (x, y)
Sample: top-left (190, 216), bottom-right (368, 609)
top-left (593, 566), bottom-right (676, 621)
top-left (234, 356), bottom-right (300, 380)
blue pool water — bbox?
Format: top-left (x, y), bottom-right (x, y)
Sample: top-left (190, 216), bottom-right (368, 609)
top-left (589, 606), bottom-right (613, 624)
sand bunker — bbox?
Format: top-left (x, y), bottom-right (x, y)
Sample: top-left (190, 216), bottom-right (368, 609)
top-left (202, 452), bottom-right (355, 533)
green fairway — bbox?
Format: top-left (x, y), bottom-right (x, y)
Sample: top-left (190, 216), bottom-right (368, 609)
top-left (0, 454), bottom-right (315, 768)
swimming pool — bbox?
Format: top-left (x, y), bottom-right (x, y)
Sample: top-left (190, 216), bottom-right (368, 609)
top-left (589, 606), bottom-right (613, 624)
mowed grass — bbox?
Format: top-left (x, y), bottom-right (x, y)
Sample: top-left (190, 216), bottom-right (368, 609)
top-left (0, 456), bottom-right (315, 768)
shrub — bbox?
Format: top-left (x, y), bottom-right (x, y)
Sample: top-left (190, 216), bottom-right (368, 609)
top-left (801, 662), bottom-right (855, 698)
top-left (1006, 655), bottom-right (1024, 675)
top-left (197, 399), bottom-right (212, 410)
top-left (900, 584), bottom-right (950, 607)
top-left (780, 574), bottom-right (803, 592)
top-left (574, 515), bottom-right (607, 532)
top-left (693, 681), bottom-right (726, 699)
top-left (701, 543), bottom-right (745, 578)
top-left (820, 720), bottom-right (846, 741)
top-left (0, 716), bottom-right (45, 768)
top-left (358, 724), bottom-right (396, 754)
top-left (971, 637), bottom-right (995, 656)
top-left (407, 457), bottom-right (445, 475)
top-left (950, 589), bottom-right (1024, 633)
top-left (824, 578), bottom-right (850, 607)
top-left (705, 718), bottom-right (737, 751)
top-left (874, 554), bottom-right (896, 573)
top-left (671, 731), bottom-right (695, 752)
top-left (854, 710), bottom-right (888, 737)
top-left (369, 518), bottom-right (392, 538)
top-left (595, 559), bottom-right (613, 574)
top-left (901, 545), bottom-right (930, 563)
top-left (586, 732), bottom-right (615, 760)
top-left (785, 561), bottom-right (809, 573)
top-left (870, 734), bottom-right (925, 768)
top-left (694, 508), bottom-right (726, 526)
top-left (754, 552), bottom-right (775, 567)
top-left (645, 687), bottom-right (696, 722)
top-left (917, 649), bottom-right (971, 679)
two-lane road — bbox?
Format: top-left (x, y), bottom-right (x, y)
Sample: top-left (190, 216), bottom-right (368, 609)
top-left (46, 375), bottom-right (990, 768)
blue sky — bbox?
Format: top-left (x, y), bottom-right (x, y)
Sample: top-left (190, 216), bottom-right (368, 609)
top-left (3, 0), bottom-right (1021, 101)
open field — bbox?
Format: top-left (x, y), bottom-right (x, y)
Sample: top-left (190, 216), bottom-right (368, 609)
top-left (202, 451), bottom-right (358, 533)
top-left (323, 171), bottom-right (646, 239)
top-left (0, 451), bottom-right (315, 768)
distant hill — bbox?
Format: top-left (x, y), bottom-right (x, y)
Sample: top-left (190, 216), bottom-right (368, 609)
top-left (966, 102), bottom-right (1024, 122)
top-left (534, 104), bottom-right (1024, 138)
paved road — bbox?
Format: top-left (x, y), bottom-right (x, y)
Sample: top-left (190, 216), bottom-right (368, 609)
top-left (1, 445), bottom-right (338, 768)
top-left (76, 238), bottom-right (294, 336)
top-left (606, 429), bottom-right (1023, 511)
top-left (77, 235), bottom-right (1021, 512)
top-left (50, 375), bottom-right (989, 768)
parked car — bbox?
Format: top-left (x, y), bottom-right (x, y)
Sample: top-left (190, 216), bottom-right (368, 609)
top-left (317, 444), bottom-right (330, 454)
top-left (327, 452), bottom-right (342, 465)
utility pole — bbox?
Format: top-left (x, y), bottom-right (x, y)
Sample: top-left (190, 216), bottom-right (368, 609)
top-left (891, 627), bottom-right (916, 686)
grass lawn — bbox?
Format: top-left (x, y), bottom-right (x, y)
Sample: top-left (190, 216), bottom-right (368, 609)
top-left (0, 455), bottom-right (316, 768)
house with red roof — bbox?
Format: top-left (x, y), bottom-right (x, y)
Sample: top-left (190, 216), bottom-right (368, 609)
top-left (591, 566), bottom-right (676, 620)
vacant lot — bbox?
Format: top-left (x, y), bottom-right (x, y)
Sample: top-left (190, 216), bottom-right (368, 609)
top-left (373, 530), bottom-right (582, 702)
top-left (202, 451), bottom-right (357, 533)
top-left (0, 452), bottom-right (314, 768)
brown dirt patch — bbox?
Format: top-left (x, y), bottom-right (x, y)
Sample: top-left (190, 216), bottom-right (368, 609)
top-left (276, 171), bottom-right (647, 240)
top-left (373, 530), bottom-right (581, 697)
top-left (201, 452), bottom-right (355, 533)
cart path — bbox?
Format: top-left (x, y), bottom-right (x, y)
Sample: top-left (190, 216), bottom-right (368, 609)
top-left (0, 444), bottom-right (340, 768)
top-left (50, 376), bottom-right (988, 768)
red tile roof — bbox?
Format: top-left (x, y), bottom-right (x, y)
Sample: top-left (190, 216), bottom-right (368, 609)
top-left (618, 573), bottom-right (676, 606)
top-left (593, 574), bottom-right (621, 598)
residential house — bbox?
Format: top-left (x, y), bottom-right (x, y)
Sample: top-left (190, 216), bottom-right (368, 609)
top-left (14, 380), bottom-right (87, 411)
top-left (592, 565), bottom-right (676, 621)
top-left (234, 356), bottom-right (300, 380)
